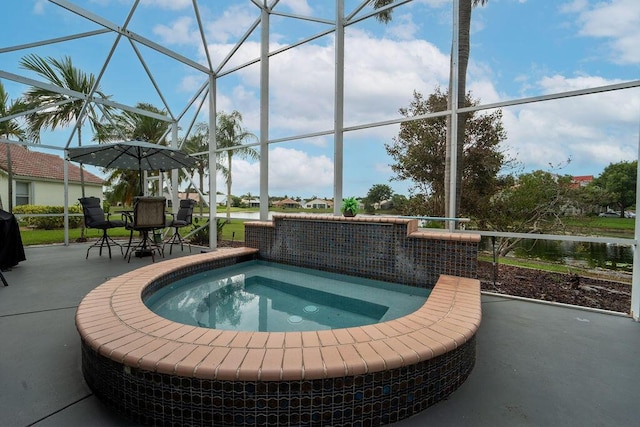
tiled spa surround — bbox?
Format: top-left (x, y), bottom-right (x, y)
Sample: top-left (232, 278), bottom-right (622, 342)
top-left (245, 214), bottom-right (480, 286)
top-left (77, 218), bottom-right (481, 426)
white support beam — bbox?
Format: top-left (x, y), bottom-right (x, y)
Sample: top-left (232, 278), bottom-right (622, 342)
top-left (259, 6), bottom-right (270, 221)
top-left (63, 159), bottom-right (69, 246)
top-left (0, 71), bottom-right (172, 123)
top-left (171, 123), bottom-right (179, 217)
top-left (49, 0), bottom-right (211, 74)
top-left (333, 0), bottom-right (345, 216)
top-left (208, 75), bottom-right (218, 249)
top-left (128, 40), bottom-right (176, 121)
top-left (631, 120), bottom-right (640, 321)
top-left (0, 29), bottom-right (110, 54)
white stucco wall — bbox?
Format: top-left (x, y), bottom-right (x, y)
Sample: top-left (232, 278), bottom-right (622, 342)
top-left (33, 180), bottom-right (103, 206)
top-left (0, 174), bottom-right (103, 209)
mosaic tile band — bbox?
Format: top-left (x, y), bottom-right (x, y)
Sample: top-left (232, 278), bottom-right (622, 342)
top-left (82, 336), bottom-right (476, 426)
top-left (245, 215), bottom-right (480, 286)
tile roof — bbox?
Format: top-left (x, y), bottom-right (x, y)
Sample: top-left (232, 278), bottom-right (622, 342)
top-left (0, 143), bottom-right (103, 185)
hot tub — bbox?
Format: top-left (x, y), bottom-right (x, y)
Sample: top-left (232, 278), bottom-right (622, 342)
top-left (77, 247), bottom-right (480, 425)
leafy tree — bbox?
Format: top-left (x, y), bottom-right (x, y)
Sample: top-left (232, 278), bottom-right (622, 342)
top-left (366, 184), bottom-right (393, 207)
top-left (0, 81), bottom-right (27, 212)
top-left (390, 194), bottom-right (408, 212)
top-left (483, 170), bottom-right (574, 256)
top-left (95, 103), bottom-right (171, 203)
top-left (571, 182), bottom-right (611, 216)
top-left (592, 161), bottom-right (637, 217)
top-left (372, 0), bottom-right (489, 219)
top-left (385, 89), bottom-right (507, 218)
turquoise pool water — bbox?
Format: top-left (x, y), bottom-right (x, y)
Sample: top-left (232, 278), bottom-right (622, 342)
top-left (144, 260), bottom-right (430, 332)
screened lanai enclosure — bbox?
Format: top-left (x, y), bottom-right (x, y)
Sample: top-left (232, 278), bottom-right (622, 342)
top-left (1, 0), bottom-right (640, 319)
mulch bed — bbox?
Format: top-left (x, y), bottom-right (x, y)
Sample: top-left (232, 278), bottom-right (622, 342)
top-left (478, 261), bottom-right (632, 314)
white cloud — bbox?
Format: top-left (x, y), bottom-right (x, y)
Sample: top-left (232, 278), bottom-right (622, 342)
top-left (121, 1), bottom-right (640, 193)
top-left (141, 0), bottom-right (192, 11)
top-left (501, 74), bottom-right (639, 174)
top-left (384, 13), bottom-right (420, 40)
top-left (570, 0), bottom-right (640, 64)
top-left (153, 16), bottom-right (199, 45)
top-left (204, 5), bottom-right (259, 44)
top-left (197, 27), bottom-right (450, 138)
top-left (33, 0), bottom-right (46, 14)
top-left (178, 74), bottom-right (207, 93)
top-left (219, 147), bottom-right (334, 196)
top-left (280, 0), bottom-right (313, 16)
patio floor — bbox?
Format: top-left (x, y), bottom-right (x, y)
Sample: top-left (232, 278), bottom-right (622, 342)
top-left (1, 243), bottom-right (638, 426)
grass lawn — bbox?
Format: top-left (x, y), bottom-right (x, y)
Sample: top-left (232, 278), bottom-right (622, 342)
top-left (563, 216), bottom-right (635, 235)
top-left (19, 218), bottom-right (246, 246)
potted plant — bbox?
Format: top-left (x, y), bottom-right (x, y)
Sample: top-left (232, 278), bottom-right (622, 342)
top-left (341, 196), bottom-right (359, 217)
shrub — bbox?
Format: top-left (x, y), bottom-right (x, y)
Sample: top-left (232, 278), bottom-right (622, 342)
top-left (13, 204), bottom-right (84, 229)
top-left (190, 218), bottom-right (225, 245)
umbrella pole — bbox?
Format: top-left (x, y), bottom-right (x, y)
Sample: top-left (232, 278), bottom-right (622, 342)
top-left (139, 166), bottom-right (144, 196)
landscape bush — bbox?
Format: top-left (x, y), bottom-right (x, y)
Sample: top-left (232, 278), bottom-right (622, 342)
top-left (12, 204), bottom-right (84, 229)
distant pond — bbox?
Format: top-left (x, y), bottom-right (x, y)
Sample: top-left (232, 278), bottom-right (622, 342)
top-left (480, 237), bottom-right (634, 272)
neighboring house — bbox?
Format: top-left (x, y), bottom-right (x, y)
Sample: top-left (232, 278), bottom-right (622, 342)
top-left (216, 194), bottom-right (227, 206)
top-left (244, 198), bottom-right (260, 208)
top-left (378, 199), bottom-right (394, 210)
top-left (564, 175), bottom-right (595, 216)
top-left (162, 190), bottom-right (203, 204)
top-left (178, 192), bottom-right (201, 203)
top-left (0, 143), bottom-right (104, 209)
top-left (570, 175), bottom-right (594, 189)
top-left (272, 198), bottom-right (301, 209)
top-left (304, 198), bottom-right (333, 209)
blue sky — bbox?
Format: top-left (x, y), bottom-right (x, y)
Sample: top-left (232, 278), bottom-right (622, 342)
top-left (2, 0), bottom-right (639, 200)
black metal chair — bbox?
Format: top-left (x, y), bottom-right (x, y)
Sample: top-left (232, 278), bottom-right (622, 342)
top-left (123, 196), bottom-right (166, 263)
top-left (163, 199), bottom-right (196, 255)
top-left (79, 197), bottom-right (126, 259)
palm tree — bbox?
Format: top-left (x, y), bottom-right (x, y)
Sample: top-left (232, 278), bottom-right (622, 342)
top-left (371, 0), bottom-right (488, 220)
top-left (0, 82), bottom-right (27, 212)
top-left (20, 54), bottom-right (110, 240)
top-left (182, 122), bottom-right (215, 218)
top-left (95, 103), bottom-right (172, 205)
top-left (216, 111), bottom-right (259, 223)
top-left (20, 54), bottom-right (109, 194)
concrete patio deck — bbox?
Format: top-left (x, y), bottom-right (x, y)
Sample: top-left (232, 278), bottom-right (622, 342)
top-left (1, 243), bottom-right (638, 426)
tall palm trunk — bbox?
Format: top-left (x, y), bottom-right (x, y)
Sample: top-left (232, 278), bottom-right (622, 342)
top-left (445, 0), bottom-right (473, 220)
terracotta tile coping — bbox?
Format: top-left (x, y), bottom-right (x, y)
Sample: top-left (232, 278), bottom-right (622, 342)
top-left (76, 246), bottom-right (481, 382)
top-left (244, 214), bottom-right (481, 243)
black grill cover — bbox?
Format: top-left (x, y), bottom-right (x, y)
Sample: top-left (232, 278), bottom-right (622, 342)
top-left (0, 209), bottom-right (26, 270)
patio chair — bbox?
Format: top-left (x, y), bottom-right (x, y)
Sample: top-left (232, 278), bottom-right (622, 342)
top-left (79, 197), bottom-right (126, 259)
top-left (163, 199), bottom-right (196, 255)
top-left (123, 196), bottom-right (166, 263)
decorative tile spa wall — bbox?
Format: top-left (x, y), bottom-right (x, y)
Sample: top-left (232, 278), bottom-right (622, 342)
top-left (82, 336), bottom-right (476, 426)
top-left (245, 215), bottom-right (479, 288)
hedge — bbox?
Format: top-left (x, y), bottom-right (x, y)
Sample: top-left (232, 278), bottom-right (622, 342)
top-left (12, 204), bottom-right (84, 229)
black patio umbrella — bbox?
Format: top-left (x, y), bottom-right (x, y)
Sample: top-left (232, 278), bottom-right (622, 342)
top-left (66, 140), bottom-right (198, 195)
